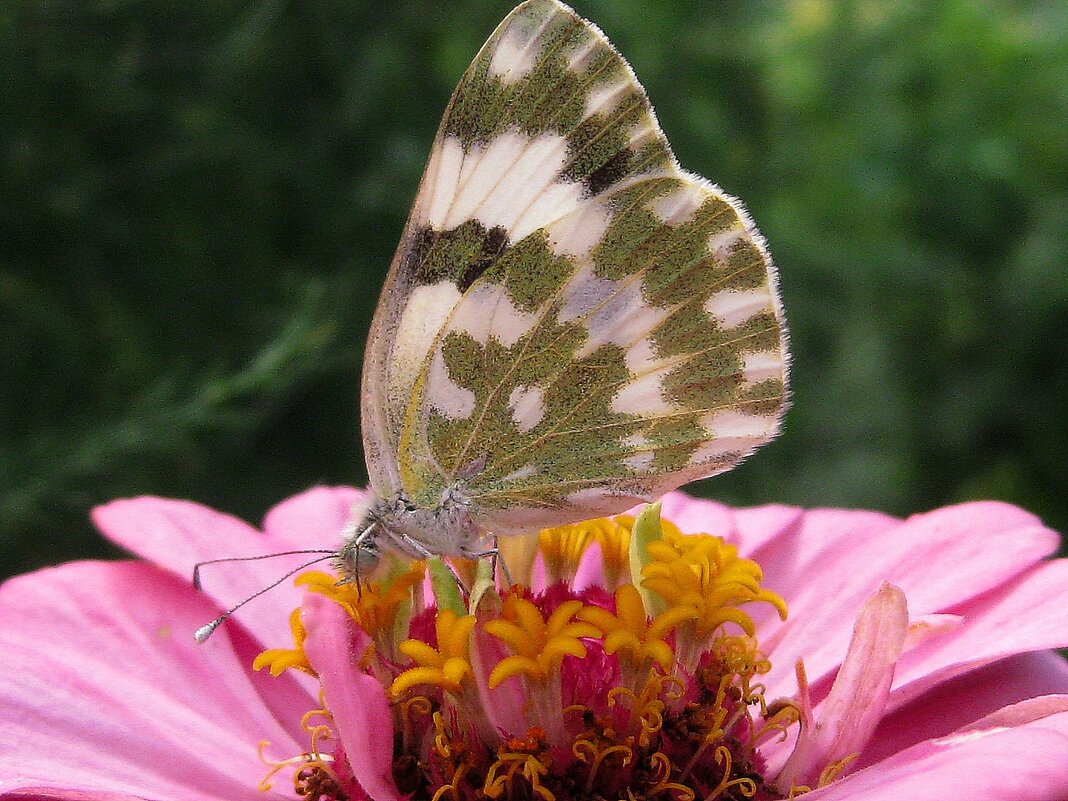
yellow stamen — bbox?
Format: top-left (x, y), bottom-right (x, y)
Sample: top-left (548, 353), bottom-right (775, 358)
top-left (703, 745), bottom-right (758, 801)
top-left (572, 740), bottom-right (633, 794)
top-left (752, 701), bottom-right (802, 748)
top-left (485, 596), bottom-right (601, 688)
top-left (391, 609), bottom-right (476, 697)
top-left (424, 708), bottom-right (477, 801)
top-left (431, 764), bottom-right (471, 801)
top-left (253, 608), bottom-right (314, 677)
top-left (256, 740), bottom-right (293, 793)
top-left (606, 672), bottom-right (681, 747)
top-left (647, 751), bottom-right (696, 801)
top-left (256, 699), bottom-right (338, 794)
top-left (818, 753), bottom-right (859, 787)
top-left (484, 747), bottom-right (554, 801)
top-left (300, 705), bottom-right (336, 761)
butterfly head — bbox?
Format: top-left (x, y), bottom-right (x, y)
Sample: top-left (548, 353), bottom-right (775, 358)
top-left (338, 490), bottom-right (487, 582)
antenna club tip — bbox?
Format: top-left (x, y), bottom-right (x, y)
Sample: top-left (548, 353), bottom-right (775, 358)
top-left (194, 622), bottom-right (218, 643)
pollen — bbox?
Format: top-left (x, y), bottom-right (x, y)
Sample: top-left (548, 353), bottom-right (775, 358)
top-left (253, 608), bottom-right (315, 677)
top-left (485, 594), bottom-right (601, 688)
top-left (392, 609), bottom-right (476, 697)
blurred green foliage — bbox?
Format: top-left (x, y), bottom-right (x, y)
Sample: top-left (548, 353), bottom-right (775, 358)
top-left (3, 0), bottom-right (1066, 579)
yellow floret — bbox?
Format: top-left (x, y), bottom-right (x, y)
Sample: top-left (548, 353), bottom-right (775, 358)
top-left (391, 609), bottom-right (476, 697)
top-left (485, 596), bottom-right (600, 688)
top-left (642, 534), bottom-right (787, 640)
top-left (577, 584), bottom-right (697, 671)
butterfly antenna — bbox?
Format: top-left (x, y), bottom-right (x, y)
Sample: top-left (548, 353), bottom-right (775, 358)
top-left (192, 549), bottom-right (336, 590)
top-left (193, 552), bottom-right (336, 643)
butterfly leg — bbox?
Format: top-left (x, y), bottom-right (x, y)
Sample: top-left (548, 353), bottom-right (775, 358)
top-left (466, 536), bottom-right (513, 586)
top-left (387, 528), bottom-right (471, 594)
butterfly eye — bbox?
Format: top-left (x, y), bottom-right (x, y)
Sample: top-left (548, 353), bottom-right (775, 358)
top-left (335, 537), bottom-right (381, 583)
top-left (352, 546), bottom-right (381, 577)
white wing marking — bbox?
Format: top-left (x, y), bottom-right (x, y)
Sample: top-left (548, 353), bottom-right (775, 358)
top-left (389, 282), bottom-right (464, 416)
top-left (508, 385), bottom-right (546, 433)
top-left (426, 349), bottom-right (476, 420)
top-left (705, 288), bottom-right (774, 329)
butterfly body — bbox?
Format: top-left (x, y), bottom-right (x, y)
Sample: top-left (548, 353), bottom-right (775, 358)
top-left (351, 0), bottom-right (789, 569)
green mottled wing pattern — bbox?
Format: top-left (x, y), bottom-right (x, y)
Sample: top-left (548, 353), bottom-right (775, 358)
top-left (363, 0), bottom-right (788, 534)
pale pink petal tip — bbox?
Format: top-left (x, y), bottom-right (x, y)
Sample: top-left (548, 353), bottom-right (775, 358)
top-left (572, 541), bottom-right (608, 591)
top-left (776, 583), bottom-right (909, 791)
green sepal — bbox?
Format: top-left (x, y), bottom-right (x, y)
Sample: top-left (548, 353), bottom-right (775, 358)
top-left (428, 558), bottom-right (466, 617)
top-left (468, 557), bottom-right (502, 617)
top-left (629, 502), bottom-right (667, 617)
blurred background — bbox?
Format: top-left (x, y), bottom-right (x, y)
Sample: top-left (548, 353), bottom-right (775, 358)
top-left (3, 0), bottom-right (1067, 579)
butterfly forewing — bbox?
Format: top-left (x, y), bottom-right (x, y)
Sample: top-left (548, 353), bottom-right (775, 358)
top-left (361, 0), bottom-right (640, 496)
top-left (363, 0), bottom-right (788, 535)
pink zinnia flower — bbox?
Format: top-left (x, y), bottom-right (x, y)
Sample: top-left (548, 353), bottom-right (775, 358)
top-left (2, 487), bottom-right (1067, 800)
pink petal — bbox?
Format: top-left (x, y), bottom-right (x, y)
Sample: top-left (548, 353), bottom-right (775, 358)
top-left (261, 485), bottom-right (365, 550)
top-left (0, 561), bottom-right (312, 800)
top-left (902, 613), bottom-right (963, 650)
top-left (890, 559), bottom-right (1068, 709)
top-left (863, 651), bottom-right (1068, 765)
top-left (93, 496), bottom-right (330, 647)
top-left (469, 610), bottom-right (531, 740)
top-left (730, 503), bottom-right (806, 554)
top-left (959, 692), bottom-right (1068, 732)
top-left (760, 502), bottom-right (1059, 699)
top-left (655, 492), bottom-right (736, 538)
top-left (775, 584), bottom-right (909, 789)
top-left (573, 541), bottom-right (608, 591)
top-left (802, 707), bottom-right (1068, 801)
top-left (301, 594), bottom-right (401, 801)
top-left (0, 789), bottom-right (152, 800)
top-left (745, 507), bottom-right (903, 635)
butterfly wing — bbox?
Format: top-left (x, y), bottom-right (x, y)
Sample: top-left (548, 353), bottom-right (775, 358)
top-left (364, 0), bottom-right (788, 531)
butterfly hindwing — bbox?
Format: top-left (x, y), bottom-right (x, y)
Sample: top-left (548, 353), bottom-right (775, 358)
top-left (363, 0), bottom-right (788, 534)
top-left (404, 174), bottom-right (786, 532)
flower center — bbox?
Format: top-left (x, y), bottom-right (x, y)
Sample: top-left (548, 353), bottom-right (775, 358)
top-left (254, 504), bottom-right (796, 801)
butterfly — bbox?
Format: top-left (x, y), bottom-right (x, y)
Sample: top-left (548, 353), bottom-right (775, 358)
top-left (342, 0), bottom-right (788, 576)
